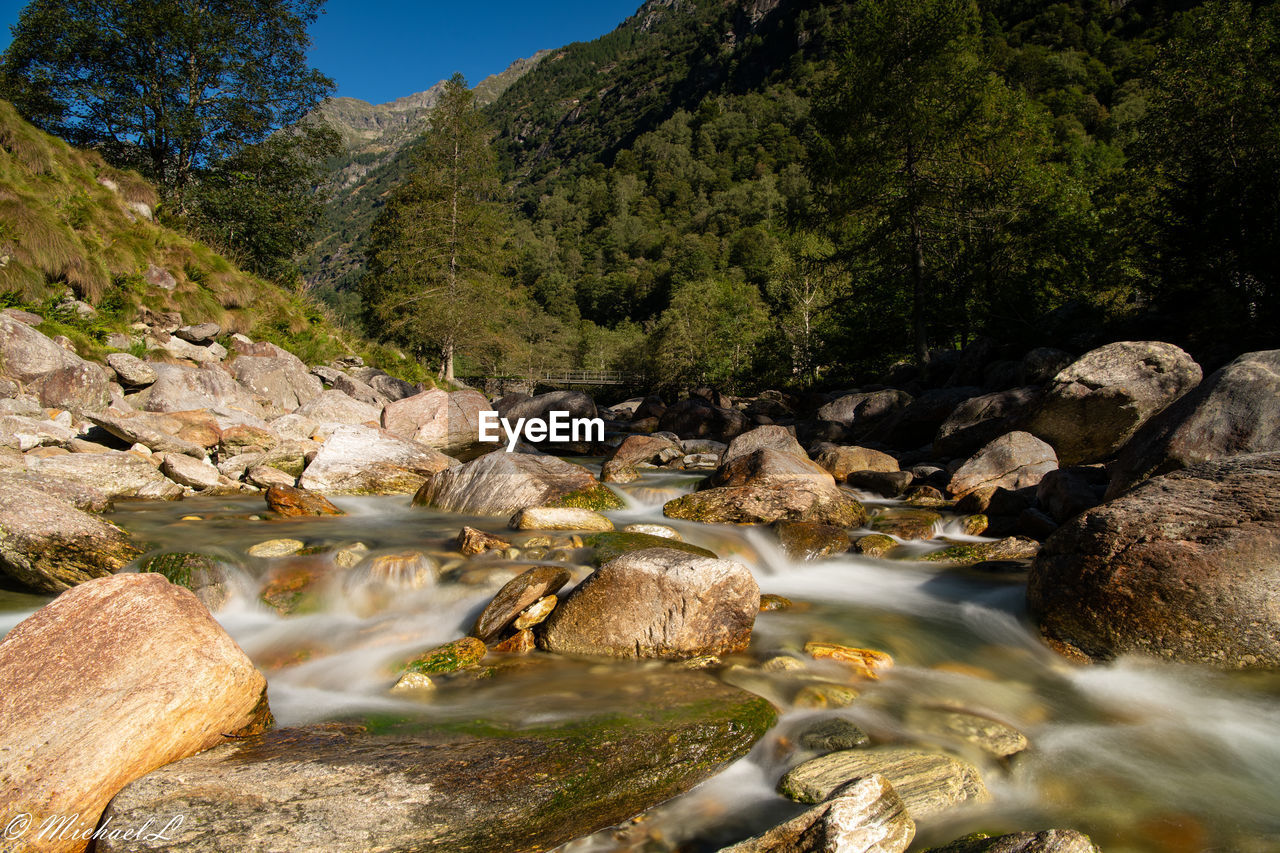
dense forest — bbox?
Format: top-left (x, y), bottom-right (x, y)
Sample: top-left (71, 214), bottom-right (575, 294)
top-left (315, 0), bottom-right (1280, 389)
top-left (5, 0), bottom-right (1274, 390)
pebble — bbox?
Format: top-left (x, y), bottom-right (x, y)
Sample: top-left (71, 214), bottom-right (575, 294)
top-left (248, 538), bottom-right (306, 558)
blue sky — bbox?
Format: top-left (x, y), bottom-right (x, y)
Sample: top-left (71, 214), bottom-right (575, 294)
top-left (0, 0), bottom-right (643, 105)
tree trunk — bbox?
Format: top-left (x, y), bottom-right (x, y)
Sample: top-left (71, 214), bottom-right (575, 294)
top-left (905, 138), bottom-right (928, 366)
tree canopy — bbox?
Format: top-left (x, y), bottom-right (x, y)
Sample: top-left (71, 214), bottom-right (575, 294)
top-left (0, 0), bottom-right (334, 210)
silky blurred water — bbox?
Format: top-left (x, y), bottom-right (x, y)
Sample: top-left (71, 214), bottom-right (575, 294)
top-left (3, 463), bottom-right (1279, 852)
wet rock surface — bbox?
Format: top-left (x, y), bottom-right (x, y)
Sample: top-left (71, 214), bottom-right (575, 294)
top-left (100, 671), bottom-right (775, 853)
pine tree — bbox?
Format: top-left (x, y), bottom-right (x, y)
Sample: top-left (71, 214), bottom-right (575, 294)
top-left (362, 74), bottom-right (508, 382)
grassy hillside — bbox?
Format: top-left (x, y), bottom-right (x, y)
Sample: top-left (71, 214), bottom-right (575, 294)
top-left (0, 99), bottom-right (429, 378)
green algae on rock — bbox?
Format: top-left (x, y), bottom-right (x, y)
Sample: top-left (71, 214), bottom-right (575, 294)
top-left (583, 531), bottom-right (717, 566)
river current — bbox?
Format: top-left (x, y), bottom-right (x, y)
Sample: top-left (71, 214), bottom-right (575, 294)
top-left (2, 463), bottom-right (1278, 852)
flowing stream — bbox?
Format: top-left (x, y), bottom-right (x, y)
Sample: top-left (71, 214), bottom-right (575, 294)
top-left (3, 462), bottom-right (1280, 852)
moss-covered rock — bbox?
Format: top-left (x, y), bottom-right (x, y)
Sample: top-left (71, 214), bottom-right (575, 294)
top-left (99, 671), bottom-right (777, 853)
top-left (583, 531), bottom-right (716, 566)
top-left (854, 533), bottom-right (898, 558)
top-left (544, 482), bottom-right (625, 511)
top-left (402, 637), bottom-right (487, 677)
top-left (921, 537), bottom-right (1040, 565)
top-left (870, 508), bottom-right (942, 540)
top-left (137, 552), bottom-right (230, 611)
top-left (663, 483), bottom-right (866, 527)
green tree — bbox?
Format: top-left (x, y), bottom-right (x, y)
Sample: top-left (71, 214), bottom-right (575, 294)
top-left (362, 74), bottom-right (508, 382)
top-left (1127, 0), bottom-right (1280, 353)
top-left (649, 276), bottom-right (768, 391)
top-left (186, 123), bottom-right (340, 285)
top-left (1, 0), bottom-right (334, 211)
top-left (809, 0), bottom-right (1059, 364)
top-left (764, 230), bottom-right (849, 384)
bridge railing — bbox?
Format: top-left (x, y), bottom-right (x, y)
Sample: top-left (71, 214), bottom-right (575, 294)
top-left (458, 370), bottom-right (639, 386)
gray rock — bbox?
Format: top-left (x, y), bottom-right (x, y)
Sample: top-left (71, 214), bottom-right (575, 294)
top-left (1035, 466), bottom-right (1107, 523)
top-left (0, 479), bottom-right (139, 592)
top-left (817, 390), bottom-right (913, 431)
top-left (298, 424), bottom-right (453, 494)
top-left (0, 414), bottom-right (75, 450)
top-left (722, 424), bottom-right (806, 465)
top-left (105, 352), bottom-right (158, 387)
top-left (294, 388), bottom-right (382, 425)
top-left (100, 671), bottom-right (775, 853)
top-left (0, 315), bottom-right (111, 411)
top-left (174, 322), bottom-right (220, 343)
top-left (133, 363), bottom-right (262, 417)
top-left (497, 389), bottom-right (597, 423)
top-left (160, 453), bottom-right (223, 490)
top-left (600, 433), bottom-right (683, 483)
top-left (414, 451), bottom-right (615, 516)
top-left (381, 388), bottom-right (489, 453)
top-left (27, 451), bottom-right (184, 500)
top-left (1020, 347), bottom-right (1075, 385)
top-left (227, 347), bottom-right (323, 413)
top-left (658, 397), bottom-right (750, 441)
top-left (0, 472), bottom-right (111, 512)
top-left (865, 387), bottom-right (985, 450)
top-left (930, 829), bottom-right (1101, 853)
top-left (1021, 341), bottom-right (1201, 465)
top-left (846, 469), bottom-right (914, 497)
top-left (1107, 349), bottom-right (1280, 498)
top-left (721, 775), bottom-right (914, 853)
top-left (541, 547), bottom-right (759, 659)
top-left (779, 746), bottom-right (988, 818)
top-left (934, 387), bottom-right (1041, 459)
top-left (812, 444), bottom-right (900, 479)
top-left (310, 365), bottom-right (386, 407)
top-left (799, 717), bottom-right (871, 752)
top-left (948, 432), bottom-right (1058, 498)
top-left (1029, 451), bottom-right (1280, 667)
top-left (508, 506), bottom-right (614, 531)
top-left (87, 410), bottom-right (207, 458)
top-left (904, 708), bottom-right (1029, 758)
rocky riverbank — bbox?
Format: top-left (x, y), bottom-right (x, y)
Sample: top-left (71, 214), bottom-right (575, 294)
top-left (3, 311), bottom-right (1278, 850)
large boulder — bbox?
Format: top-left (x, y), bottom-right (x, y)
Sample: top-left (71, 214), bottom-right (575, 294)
top-left (0, 478), bottom-right (139, 592)
top-left (931, 830), bottom-right (1101, 853)
top-left (721, 424), bottom-right (806, 464)
top-left (0, 414), bottom-right (76, 450)
top-left (658, 396), bottom-right (750, 440)
top-left (1028, 452), bottom-right (1280, 667)
top-left (100, 670), bottom-right (774, 853)
top-left (864, 387), bottom-right (985, 450)
top-left (26, 451), bottom-right (184, 500)
top-left (816, 389), bottom-right (912, 433)
top-left (600, 434), bottom-right (683, 483)
top-left (1020, 341), bottom-right (1202, 466)
top-left (88, 410), bottom-right (208, 458)
top-left (0, 574), bottom-right (270, 852)
top-left (227, 346), bottom-right (323, 413)
top-left (414, 451), bottom-right (621, 515)
top-left (105, 352), bottom-right (157, 387)
top-left (496, 389), bottom-right (597, 423)
top-left (310, 365), bottom-right (386, 407)
top-left (541, 547), bottom-right (760, 658)
top-left (947, 432), bottom-right (1058, 498)
top-left (133, 363), bottom-right (263, 419)
top-left (382, 388), bottom-right (490, 453)
top-left (812, 443), bottom-right (899, 479)
top-left (1107, 349), bottom-right (1280, 498)
top-left (0, 314), bottom-right (111, 410)
top-left (934, 387), bottom-right (1042, 459)
top-left (298, 424), bottom-right (453, 494)
top-left (294, 389), bottom-right (382, 425)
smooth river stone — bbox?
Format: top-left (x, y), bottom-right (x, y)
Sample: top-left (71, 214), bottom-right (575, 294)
top-left (779, 746), bottom-right (989, 818)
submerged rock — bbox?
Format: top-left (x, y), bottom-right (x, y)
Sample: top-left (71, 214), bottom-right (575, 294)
top-left (100, 672), bottom-right (775, 853)
top-left (264, 484), bottom-right (343, 517)
top-left (541, 547), bottom-right (760, 659)
top-left (583, 530), bottom-right (717, 565)
top-left (773, 521), bottom-right (851, 560)
top-left (927, 829), bottom-right (1101, 853)
top-left (0, 575), bottom-right (270, 853)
